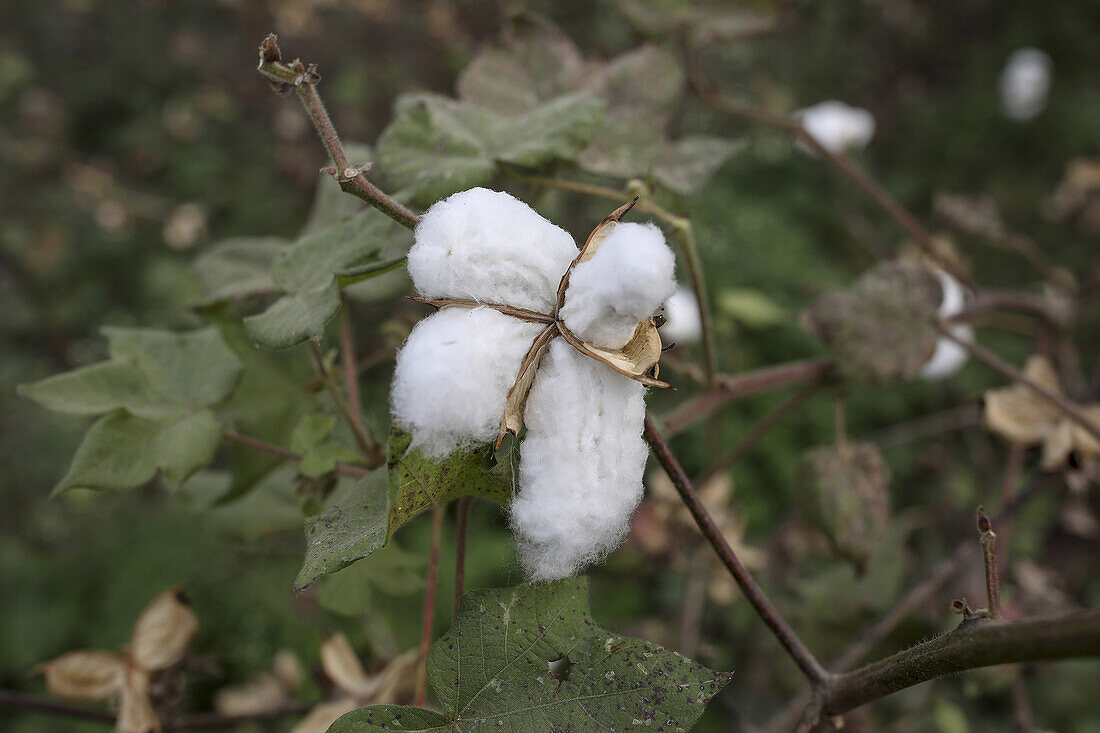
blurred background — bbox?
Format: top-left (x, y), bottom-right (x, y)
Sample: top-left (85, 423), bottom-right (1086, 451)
top-left (2, 0), bottom-right (1098, 730)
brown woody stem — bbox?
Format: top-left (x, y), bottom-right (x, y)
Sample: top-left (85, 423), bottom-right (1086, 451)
top-left (415, 506), bottom-right (446, 707)
top-left (823, 611), bottom-right (1100, 715)
top-left (256, 35), bottom-right (418, 230)
top-left (977, 506), bottom-right (1002, 618)
top-left (310, 342), bottom-right (385, 467)
top-left (644, 414), bottom-right (829, 686)
top-left (454, 496), bottom-right (472, 618)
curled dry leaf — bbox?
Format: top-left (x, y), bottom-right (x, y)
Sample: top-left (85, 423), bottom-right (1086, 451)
top-left (292, 635), bottom-right (418, 733)
top-left (214, 650), bottom-right (302, 717)
top-left (128, 587), bottom-right (199, 671)
top-left (36, 650), bottom-right (126, 701)
top-left (983, 355), bottom-right (1100, 470)
top-left (117, 668), bottom-right (159, 733)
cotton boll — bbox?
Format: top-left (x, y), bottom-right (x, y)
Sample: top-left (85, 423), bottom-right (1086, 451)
top-left (408, 188), bottom-right (578, 312)
top-left (794, 101), bottom-right (876, 155)
top-left (512, 339), bottom-right (648, 580)
top-left (559, 223), bottom-right (676, 348)
top-left (920, 270), bottom-right (972, 381)
top-left (1000, 48), bottom-right (1052, 122)
top-left (920, 324), bottom-right (974, 380)
top-left (660, 285), bottom-right (702, 345)
top-left (391, 307), bottom-right (544, 457)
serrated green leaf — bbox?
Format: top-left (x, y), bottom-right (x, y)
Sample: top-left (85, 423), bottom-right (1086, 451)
top-left (244, 279), bottom-right (340, 349)
top-left (376, 92), bottom-right (604, 207)
top-left (21, 326), bottom-right (243, 419)
top-left (386, 427), bottom-right (513, 539)
top-left (55, 408), bottom-right (222, 494)
top-left (295, 472), bottom-right (390, 591)
top-left (192, 237), bottom-right (283, 305)
top-left (294, 429), bottom-right (515, 591)
top-left (331, 579), bottom-right (731, 731)
top-left (653, 136), bottom-right (746, 194)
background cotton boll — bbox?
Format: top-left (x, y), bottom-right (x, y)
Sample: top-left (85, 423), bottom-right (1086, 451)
top-left (794, 100), bottom-right (876, 155)
top-left (512, 340), bottom-right (648, 581)
top-left (920, 324), bottom-right (973, 380)
top-left (660, 286), bottom-right (702, 345)
top-left (920, 270), bottom-right (972, 380)
top-left (408, 187), bottom-right (578, 312)
top-left (559, 223), bottom-right (676, 348)
top-left (1000, 48), bottom-right (1052, 121)
top-left (390, 307), bottom-right (544, 458)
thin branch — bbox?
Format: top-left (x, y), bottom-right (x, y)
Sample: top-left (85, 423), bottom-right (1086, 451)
top-left (976, 507), bottom-right (1002, 618)
top-left (339, 299), bottom-right (363, 432)
top-left (687, 78), bottom-right (972, 289)
top-left (256, 35), bottom-right (418, 230)
top-left (0, 688), bottom-right (114, 724)
top-left (454, 496), bottom-right (472, 618)
top-left (696, 379), bottom-right (822, 486)
top-left (823, 610), bottom-right (1100, 715)
top-left (415, 506), bottom-right (446, 707)
top-left (660, 359), bottom-right (832, 438)
top-left (221, 429), bottom-right (368, 479)
top-left (936, 323), bottom-right (1100, 444)
top-left (310, 341), bottom-right (385, 467)
top-left (644, 414), bottom-right (829, 686)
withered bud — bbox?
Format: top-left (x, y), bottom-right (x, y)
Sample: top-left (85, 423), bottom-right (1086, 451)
top-left (303, 63), bottom-right (322, 85)
top-left (976, 505), bottom-right (992, 534)
top-left (259, 34), bottom-right (281, 64)
top-left (268, 80), bottom-right (293, 97)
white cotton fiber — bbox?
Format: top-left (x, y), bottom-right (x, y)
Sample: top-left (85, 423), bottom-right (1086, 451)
top-left (511, 339), bottom-right (648, 581)
top-left (661, 285), bottom-right (702, 345)
top-left (1000, 48), bottom-right (1052, 122)
top-left (559, 222), bottom-right (676, 349)
top-left (920, 270), bottom-right (972, 381)
top-left (408, 188), bottom-right (579, 313)
top-left (391, 307), bottom-right (544, 457)
top-left (794, 100), bottom-right (876, 155)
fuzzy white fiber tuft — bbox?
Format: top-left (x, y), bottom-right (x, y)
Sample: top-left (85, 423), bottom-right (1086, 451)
top-left (559, 223), bottom-right (676, 348)
top-left (661, 285), bottom-right (702, 345)
top-left (391, 307), bottom-right (544, 457)
top-left (920, 270), bottom-right (973, 381)
top-left (407, 188), bottom-right (578, 313)
top-left (794, 100), bottom-right (876, 155)
top-left (511, 339), bottom-right (648, 581)
top-left (1000, 48), bottom-right (1052, 122)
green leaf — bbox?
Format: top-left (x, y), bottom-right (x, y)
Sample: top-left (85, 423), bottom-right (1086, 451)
top-left (295, 472), bottom-right (390, 591)
top-left (386, 427), bottom-right (513, 539)
top-left (294, 428), bottom-right (515, 591)
top-left (331, 579), bottom-right (731, 731)
top-left (376, 92), bottom-right (604, 207)
top-left (291, 414), bottom-right (337, 453)
top-left (244, 207), bottom-right (413, 349)
top-left (653, 136), bottom-right (746, 195)
top-left (20, 326), bottom-right (243, 419)
top-left (299, 442), bottom-right (363, 479)
top-left (192, 237), bottom-right (283, 305)
top-left (55, 409), bottom-right (222, 494)
top-left (717, 287), bottom-right (788, 329)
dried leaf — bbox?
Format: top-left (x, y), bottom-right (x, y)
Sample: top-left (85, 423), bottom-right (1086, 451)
top-left (35, 650), bottom-right (125, 701)
top-left (214, 673), bottom-right (287, 716)
top-left (117, 668), bottom-right (159, 733)
top-left (559, 319), bottom-right (670, 387)
top-left (319, 634), bottom-right (370, 699)
top-left (1071, 405), bottom-right (1100, 457)
top-left (496, 324), bottom-right (557, 450)
top-left (128, 587), bottom-right (198, 671)
top-left (291, 699), bottom-right (360, 733)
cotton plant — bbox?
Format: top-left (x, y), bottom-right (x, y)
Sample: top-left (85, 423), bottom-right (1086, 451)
top-left (793, 100), bottom-right (876, 155)
top-left (920, 269), bottom-right (973, 380)
top-left (391, 187), bottom-right (677, 581)
top-left (999, 48), bottom-right (1052, 122)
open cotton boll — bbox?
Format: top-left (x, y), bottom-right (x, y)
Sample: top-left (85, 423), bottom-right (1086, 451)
top-left (408, 188), bottom-right (579, 312)
top-left (512, 339), bottom-right (648, 581)
top-left (661, 285), bottom-right (702, 345)
top-left (391, 307), bottom-right (544, 457)
top-left (559, 223), bottom-right (676, 349)
top-left (920, 270), bottom-right (972, 381)
top-left (794, 101), bottom-right (876, 155)
top-left (1000, 48), bottom-right (1052, 122)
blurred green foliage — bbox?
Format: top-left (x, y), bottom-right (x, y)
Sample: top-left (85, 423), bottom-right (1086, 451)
top-left (2, 0), bottom-right (1098, 731)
